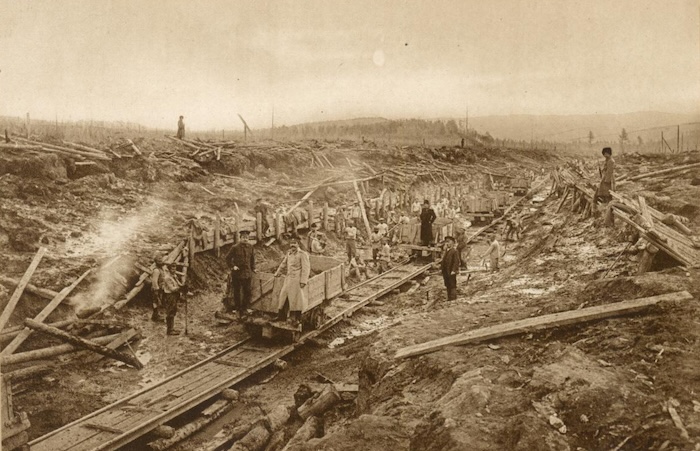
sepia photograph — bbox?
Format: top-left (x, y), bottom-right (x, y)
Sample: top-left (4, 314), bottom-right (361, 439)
top-left (0, 1), bottom-right (699, 450)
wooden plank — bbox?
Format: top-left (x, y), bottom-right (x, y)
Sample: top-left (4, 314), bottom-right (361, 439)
top-left (637, 196), bottom-right (654, 231)
top-left (2, 268), bottom-right (91, 355)
top-left (0, 247), bottom-right (47, 331)
top-left (395, 291), bottom-right (693, 359)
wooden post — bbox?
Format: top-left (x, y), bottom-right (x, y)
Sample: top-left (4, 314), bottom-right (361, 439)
top-left (26, 112), bottom-right (30, 139)
top-left (2, 269), bottom-right (90, 356)
top-left (214, 212), bottom-right (221, 258)
top-left (233, 216), bottom-right (239, 245)
top-left (353, 181), bottom-right (372, 238)
top-left (638, 243), bottom-right (659, 274)
top-left (677, 125), bottom-right (680, 153)
top-left (275, 212), bottom-right (284, 240)
top-left (188, 235), bottom-right (196, 264)
top-left (322, 203), bottom-right (329, 231)
top-left (24, 319), bottom-right (143, 368)
top-left (0, 247), bottom-right (46, 331)
top-left (256, 212), bottom-right (263, 242)
top-left (307, 200), bottom-right (314, 229)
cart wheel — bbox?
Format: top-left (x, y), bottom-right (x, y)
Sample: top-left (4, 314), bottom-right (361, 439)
top-left (244, 323), bottom-right (262, 338)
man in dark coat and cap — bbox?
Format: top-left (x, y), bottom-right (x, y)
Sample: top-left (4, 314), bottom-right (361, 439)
top-left (420, 200), bottom-right (437, 246)
top-left (224, 230), bottom-right (256, 316)
top-left (441, 236), bottom-right (460, 301)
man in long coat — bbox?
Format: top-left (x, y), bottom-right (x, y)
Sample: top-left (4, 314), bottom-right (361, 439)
top-left (420, 200), bottom-right (437, 246)
top-left (276, 240), bottom-right (310, 324)
top-left (441, 236), bottom-right (460, 301)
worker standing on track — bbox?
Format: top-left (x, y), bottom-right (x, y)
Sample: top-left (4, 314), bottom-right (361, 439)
top-left (595, 147), bottom-right (615, 203)
top-left (441, 236), bottom-right (460, 301)
top-left (377, 237), bottom-right (392, 274)
top-left (370, 227), bottom-right (383, 262)
top-left (224, 230), bottom-right (256, 318)
top-left (344, 221), bottom-right (358, 262)
top-left (481, 236), bottom-right (502, 272)
top-left (420, 200), bottom-right (437, 246)
top-left (177, 115), bottom-right (185, 139)
top-left (276, 240), bottom-right (310, 325)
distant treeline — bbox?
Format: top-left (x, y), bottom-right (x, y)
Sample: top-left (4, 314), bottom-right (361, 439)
top-left (263, 118), bottom-right (487, 145)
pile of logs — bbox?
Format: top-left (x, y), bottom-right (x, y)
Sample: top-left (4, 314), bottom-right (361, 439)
top-left (0, 136), bottom-right (116, 161)
top-left (0, 247), bottom-right (143, 381)
top-left (166, 382), bottom-right (357, 451)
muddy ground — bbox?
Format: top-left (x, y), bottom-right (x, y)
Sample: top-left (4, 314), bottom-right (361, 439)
top-left (1, 135), bottom-right (699, 451)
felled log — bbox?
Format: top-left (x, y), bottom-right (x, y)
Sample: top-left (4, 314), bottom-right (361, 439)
top-left (0, 247), bottom-right (46, 331)
top-left (662, 214), bottom-right (692, 235)
top-left (24, 319), bottom-right (143, 369)
top-left (0, 276), bottom-right (59, 300)
top-left (297, 384), bottom-right (341, 420)
top-left (126, 139), bottom-right (142, 156)
top-left (4, 364), bottom-right (53, 381)
top-left (281, 416), bottom-right (322, 451)
top-left (626, 162), bottom-right (700, 182)
top-left (86, 328), bottom-right (139, 363)
top-left (201, 424), bottom-right (251, 451)
top-left (61, 141), bottom-right (110, 157)
top-left (264, 404), bottom-right (293, 432)
top-left (229, 421), bottom-right (270, 451)
top-left (0, 319), bottom-right (74, 343)
top-left (148, 400), bottom-right (234, 450)
top-left (0, 332), bottom-right (121, 366)
top-left (263, 430), bottom-right (286, 451)
top-left (0, 143), bottom-right (44, 150)
top-left (151, 425), bottom-right (175, 439)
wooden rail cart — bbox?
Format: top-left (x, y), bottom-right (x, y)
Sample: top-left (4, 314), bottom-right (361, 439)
top-left (242, 256), bottom-right (346, 341)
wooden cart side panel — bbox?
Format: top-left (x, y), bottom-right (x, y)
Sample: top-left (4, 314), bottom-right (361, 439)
top-left (305, 274), bottom-right (326, 311)
top-left (325, 266), bottom-right (343, 299)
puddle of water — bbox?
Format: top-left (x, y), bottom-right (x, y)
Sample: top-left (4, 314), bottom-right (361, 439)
top-left (328, 315), bottom-right (392, 349)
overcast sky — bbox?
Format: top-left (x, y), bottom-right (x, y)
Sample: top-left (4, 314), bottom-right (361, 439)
top-left (1, 0), bottom-right (699, 130)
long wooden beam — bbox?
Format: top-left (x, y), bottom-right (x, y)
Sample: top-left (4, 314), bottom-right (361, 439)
top-left (0, 247), bottom-right (46, 331)
top-left (24, 319), bottom-right (143, 369)
top-left (0, 332), bottom-right (122, 366)
top-left (2, 269), bottom-right (91, 356)
top-left (395, 291), bottom-right (693, 359)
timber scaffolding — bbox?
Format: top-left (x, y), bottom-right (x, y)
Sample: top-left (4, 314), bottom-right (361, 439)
top-left (28, 261), bottom-right (433, 451)
top-left (550, 166), bottom-right (700, 270)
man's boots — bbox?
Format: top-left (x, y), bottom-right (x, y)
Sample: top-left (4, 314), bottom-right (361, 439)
top-left (151, 307), bottom-right (162, 322)
top-left (166, 317), bottom-right (180, 335)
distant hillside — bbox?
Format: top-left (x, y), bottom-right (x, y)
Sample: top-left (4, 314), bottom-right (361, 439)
top-left (466, 111), bottom-right (700, 143)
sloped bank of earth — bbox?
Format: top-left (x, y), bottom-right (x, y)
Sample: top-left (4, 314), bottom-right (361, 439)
top-left (344, 271), bottom-right (700, 451)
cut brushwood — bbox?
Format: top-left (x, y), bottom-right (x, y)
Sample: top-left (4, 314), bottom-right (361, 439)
top-left (395, 291), bottom-right (693, 359)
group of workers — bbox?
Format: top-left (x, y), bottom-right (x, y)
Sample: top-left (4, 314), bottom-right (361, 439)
top-left (149, 145), bottom-right (616, 332)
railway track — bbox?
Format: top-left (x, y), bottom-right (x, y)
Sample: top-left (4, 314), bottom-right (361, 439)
top-left (29, 260), bottom-right (432, 451)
